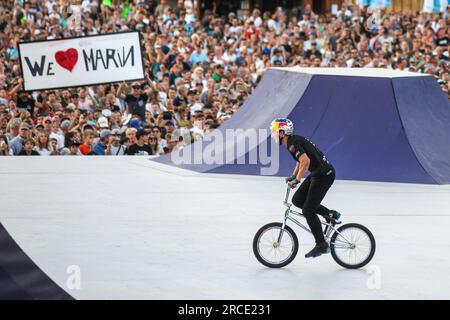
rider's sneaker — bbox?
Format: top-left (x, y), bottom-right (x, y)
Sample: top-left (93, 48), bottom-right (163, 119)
top-left (305, 241), bottom-right (330, 258)
top-left (328, 210), bottom-right (342, 224)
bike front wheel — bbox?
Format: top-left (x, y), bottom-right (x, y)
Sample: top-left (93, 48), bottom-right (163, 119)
top-left (253, 222), bottom-right (298, 268)
top-left (330, 223), bottom-right (376, 269)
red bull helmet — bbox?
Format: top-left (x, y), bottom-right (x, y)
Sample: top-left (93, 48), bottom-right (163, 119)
top-left (270, 118), bottom-right (294, 135)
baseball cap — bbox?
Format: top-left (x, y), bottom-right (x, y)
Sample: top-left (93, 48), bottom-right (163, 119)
top-left (102, 109), bottom-right (112, 118)
top-left (165, 120), bottom-right (175, 126)
top-left (66, 103), bottom-right (76, 111)
top-left (83, 124), bottom-right (94, 131)
top-left (111, 128), bottom-right (121, 136)
top-left (20, 123), bottom-right (29, 130)
top-left (100, 129), bottom-right (111, 139)
top-left (438, 60), bottom-right (448, 67)
top-left (60, 119), bottom-right (71, 130)
top-left (97, 116), bottom-right (109, 128)
top-left (136, 129), bottom-right (148, 139)
top-left (131, 81), bottom-right (141, 88)
top-left (69, 140), bottom-right (81, 147)
top-left (129, 119), bottom-right (143, 130)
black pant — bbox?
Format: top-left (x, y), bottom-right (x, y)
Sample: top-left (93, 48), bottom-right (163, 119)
top-left (292, 169), bottom-right (335, 244)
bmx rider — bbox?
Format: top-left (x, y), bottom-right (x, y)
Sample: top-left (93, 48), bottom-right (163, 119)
top-left (270, 118), bottom-right (341, 258)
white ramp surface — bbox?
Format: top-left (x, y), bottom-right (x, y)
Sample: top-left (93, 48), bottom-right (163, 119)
top-left (1, 157), bottom-right (450, 299)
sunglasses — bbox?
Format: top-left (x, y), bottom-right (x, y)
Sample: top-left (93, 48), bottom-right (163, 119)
top-left (149, 137), bottom-right (157, 141)
top-left (132, 86), bottom-right (141, 89)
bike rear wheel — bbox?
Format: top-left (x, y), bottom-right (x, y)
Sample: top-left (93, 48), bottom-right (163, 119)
top-left (330, 223), bottom-right (376, 269)
top-left (253, 222), bottom-right (298, 268)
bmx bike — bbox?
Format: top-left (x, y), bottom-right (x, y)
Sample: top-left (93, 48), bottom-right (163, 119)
top-left (253, 186), bottom-right (376, 269)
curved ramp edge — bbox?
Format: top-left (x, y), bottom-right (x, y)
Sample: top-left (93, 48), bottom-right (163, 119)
top-left (393, 76), bottom-right (450, 184)
top-left (153, 69), bottom-right (312, 173)
top-left (0, 223), bottom-right (73, 300)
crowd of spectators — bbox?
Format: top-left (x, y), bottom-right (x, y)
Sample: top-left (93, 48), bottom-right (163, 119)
top-left (0, 0), bottom-right (449, 156)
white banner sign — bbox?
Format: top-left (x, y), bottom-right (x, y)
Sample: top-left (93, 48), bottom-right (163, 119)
top-left (423, 0), bottom-right (449, 13)
top-left (18, 32), bottom-right (144, 91)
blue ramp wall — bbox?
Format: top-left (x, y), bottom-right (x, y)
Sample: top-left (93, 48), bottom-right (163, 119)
top-left (393, 76), bottom-right (450, 184)
top-left (154, 69), bottom-right (450, 184)
top-left (287, 75), bottom-right (434, 183)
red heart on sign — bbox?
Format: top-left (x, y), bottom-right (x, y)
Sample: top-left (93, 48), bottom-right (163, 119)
top-left (55, 48), bottom-right (78, 72)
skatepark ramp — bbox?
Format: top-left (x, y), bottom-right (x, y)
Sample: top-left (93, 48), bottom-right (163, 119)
top-left (155, 67), bottom-right (450, 184)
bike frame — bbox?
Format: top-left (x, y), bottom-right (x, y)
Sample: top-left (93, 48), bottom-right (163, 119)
top-left (277, 187), bottom-right (354, 249)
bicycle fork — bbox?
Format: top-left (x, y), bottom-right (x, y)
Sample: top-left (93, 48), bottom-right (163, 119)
top-left (276, 208), bottom-right (290, 246)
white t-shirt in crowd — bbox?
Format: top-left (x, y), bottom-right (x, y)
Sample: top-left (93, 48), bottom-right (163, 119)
top-left (247, 16), bottom-right (262, 27)
top-left (45, 1), bottom-right (57, 12)
top-left (34, 147), bottom-right (52, 156)
top-left (60, 148), bottom-right (82, 156)
top-left (222, 51), bottom-right (237, 63)
top-left (109, 145), bottom-right (126, 155)
top-left (229, 25), bottom-right (242, 34)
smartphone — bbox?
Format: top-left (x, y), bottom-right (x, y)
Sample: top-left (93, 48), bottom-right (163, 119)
top-left (163, 111), bottom-right (172, 120)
